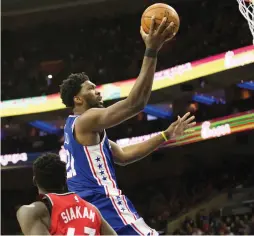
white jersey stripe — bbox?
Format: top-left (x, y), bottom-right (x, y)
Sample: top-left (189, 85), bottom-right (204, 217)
top-left (131, 218), bottom-right (159, 236)
top-left (105, 185), bottom-right (110, 198)
top-left (111, 197), bottom-right (134, 225)
top-left (83, 147), bottom-right (102, 186)
top-left (110, 197), bottom-right (128, 225)
top-left (50, 192), bottom-right (75, 196)
top-left (86, 145), bottom-right (120, 196)
top-left (130, 223), bottom-right (144, 235)
top-left (99, 143), bottom-right (122, 195)
top-left (142, 222), bottom-right (157, 235)
top-left (99, 144), bottom-right (116, 189)
top-left (122, 195), bottom-right (137, 221)
top-left (110, 195), bottom-right (136, 225)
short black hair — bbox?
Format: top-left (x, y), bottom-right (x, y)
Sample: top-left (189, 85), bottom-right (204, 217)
top-left (60, 72), bottom-right (89, 107)
top-left (33, 153), bottom-right (67, 192)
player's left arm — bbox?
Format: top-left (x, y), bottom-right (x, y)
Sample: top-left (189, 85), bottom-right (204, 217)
top-left (17, 201), bottom-right (50, 235)
top-left (110, 112), bottom-right (196, 165)
top-left (90, 204), bottom-right (117, 235)
top-left (100, 216), bottom-right (117, 235)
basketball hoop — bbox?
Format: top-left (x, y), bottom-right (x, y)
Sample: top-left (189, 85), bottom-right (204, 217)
top-left (236, 0), bottom-right (254, 44)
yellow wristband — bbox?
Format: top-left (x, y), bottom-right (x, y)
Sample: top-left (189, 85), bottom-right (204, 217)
top-left (161, 131), bottom-right (168, 141)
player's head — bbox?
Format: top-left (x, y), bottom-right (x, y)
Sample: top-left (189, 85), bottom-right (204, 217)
top-left (60, 72), bottom-right (104, 110)
top-left (33, 153), bottom-right (67, 193)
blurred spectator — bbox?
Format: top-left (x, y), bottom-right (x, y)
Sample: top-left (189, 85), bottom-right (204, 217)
top-left (2, 0), bottom-right (252, 100)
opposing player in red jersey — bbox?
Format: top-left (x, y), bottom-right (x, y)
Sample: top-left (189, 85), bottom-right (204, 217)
top-left (17, 153), bottom-right (117, 235)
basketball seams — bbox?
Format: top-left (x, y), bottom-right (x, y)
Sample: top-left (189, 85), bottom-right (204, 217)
top-left (143, 16), bottom-right (179, 24)
top-left (142, 16), bottom-right (179, 33)
top-left (142, 7), bottom-right (179, 24)
top-left (141, 18), bottom-right (150, 33)
top-left (142, 17), bottom-right (163, 33)
top-left (142, 7), bottom-right (177, 17)
top-left (141, 4), bottom-right (179, 34)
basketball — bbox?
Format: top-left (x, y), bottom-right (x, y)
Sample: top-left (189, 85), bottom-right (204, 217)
top-left (141, 3), bottom-right (180, 39)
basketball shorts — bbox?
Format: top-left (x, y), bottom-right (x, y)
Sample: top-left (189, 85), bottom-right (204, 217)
top-left (80, 193), bottom-right (158, 235)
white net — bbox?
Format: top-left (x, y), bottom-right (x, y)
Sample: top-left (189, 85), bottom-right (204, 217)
top-left (237, 0), bottom-right (254, 44)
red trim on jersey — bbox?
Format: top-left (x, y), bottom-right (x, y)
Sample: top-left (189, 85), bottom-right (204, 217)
top-left (131, 222), bottom-right (145, 236)
top-left (99, 144), bottom-right (116, 188)
top-left (143, 222), bottom-right (155, 235)
top-left (110, 197), bottom-right (128, 225)
top-left (105, 185), bottom-right (109, 198)
top-left (84, 147), bottom-right (102, 186)
top-left (122, 196), bottom-right (137, 221)
top-left (100, 144), bottom-right (122, 195)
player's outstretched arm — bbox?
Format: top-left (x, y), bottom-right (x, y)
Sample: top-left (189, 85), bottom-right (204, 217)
top-left (100, 216), bottom-right (117, 235)
top-left (17, 201), bottom-right (50, 235)
top-left (110, 112), bottom-right (196, 165)
top-left (90, 203), bottom-right (117, 235)
top-left (76, 18), bottom-right (175, 132)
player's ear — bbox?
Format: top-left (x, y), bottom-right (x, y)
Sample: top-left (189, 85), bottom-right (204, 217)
top-left (74, 96), bottom-right (83, 105)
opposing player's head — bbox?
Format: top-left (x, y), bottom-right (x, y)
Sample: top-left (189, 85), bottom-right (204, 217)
top-left (60, 72), bottom-right (103, 110)
top-left (33, 153), bottom-right (66, 193)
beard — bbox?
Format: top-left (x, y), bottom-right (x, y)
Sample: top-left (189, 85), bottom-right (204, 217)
top-left (97, 102), bottom-right (104, 108)
top-left (85, 95), bottom-right (104, 109)
top-left (89, 100), bottom-right (104, 108)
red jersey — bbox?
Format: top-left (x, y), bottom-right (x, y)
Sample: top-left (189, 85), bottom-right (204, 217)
top-left (42, 192), bottom-right (101, 235)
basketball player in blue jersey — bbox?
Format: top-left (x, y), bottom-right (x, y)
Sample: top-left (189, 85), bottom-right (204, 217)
top-left (60, 17), bottom-right (196, 235)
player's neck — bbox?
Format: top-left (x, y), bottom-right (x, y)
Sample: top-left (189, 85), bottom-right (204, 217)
top-left (38, 188), bottom-right (65, 195)
top-left (73, 105), bottom-right (88, 115)
top-left (38, 188), bottom-right (48, 195)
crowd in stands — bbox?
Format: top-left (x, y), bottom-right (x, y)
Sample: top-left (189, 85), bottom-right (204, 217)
top-left (127, 158), bottom-right (254, 234)
top-left (2, 0), bottom-right (253, 155)
top-left (172, 210), bottom-right (254, 235)
top-left (2, 0), bottom-right (252, 100)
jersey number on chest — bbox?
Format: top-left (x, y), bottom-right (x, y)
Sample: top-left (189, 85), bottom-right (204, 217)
top-left (65, 150), bottom-right (77, 178)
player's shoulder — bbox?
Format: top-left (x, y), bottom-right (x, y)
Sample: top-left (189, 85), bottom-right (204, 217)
top-left (77, 108), bottom-right (108, 123)
top-left (75, 108), bottom-right (105, 132)
top-left (83, 200), bottom-right (101, 216)
top-left (17, 201), bottom-right (49, 219)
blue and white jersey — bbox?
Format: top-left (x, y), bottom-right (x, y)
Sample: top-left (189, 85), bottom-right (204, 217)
top-left (63, 115), bottom-right (122, 198)
top-left (64, 115), bottom-right (159, 235)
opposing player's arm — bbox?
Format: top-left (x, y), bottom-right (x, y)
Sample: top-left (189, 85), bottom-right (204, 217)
top-left (90, 204), bottom-right (117, 235)
top-left (17, 201), bottom-right (50, 235)
top-left (100, 216), bottom-right (117, 235)
top-left (75, 18), bottom-right (174, 132)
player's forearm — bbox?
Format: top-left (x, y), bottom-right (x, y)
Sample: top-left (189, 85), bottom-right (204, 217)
top-left (126, 48), bottom-right (157, 109)
top-left (101, 220), bottom-right (117, 235)
top-left (121, 131), bottom-right (170, 165)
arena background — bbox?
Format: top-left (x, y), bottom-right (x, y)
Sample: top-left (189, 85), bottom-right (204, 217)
top-left (1, 0), bottom-right (254, 234)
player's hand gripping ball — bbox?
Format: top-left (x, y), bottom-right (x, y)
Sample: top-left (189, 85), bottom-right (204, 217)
top-left (141, 3), bottom-right (180, 41)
